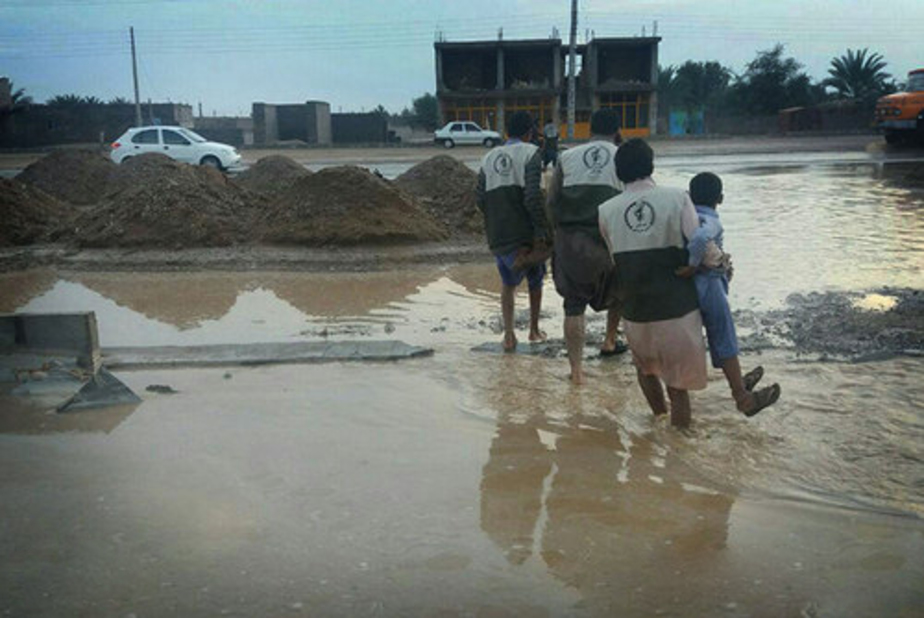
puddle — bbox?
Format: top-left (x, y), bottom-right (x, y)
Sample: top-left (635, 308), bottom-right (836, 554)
top-left (854, 292), bottom-right (899, 312)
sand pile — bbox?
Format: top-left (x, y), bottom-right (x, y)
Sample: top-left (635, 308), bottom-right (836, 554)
top-left (16, 150), bottom-right (118, 206)
top-left (394, 155), bottom-right (483, 236)
top-left (235, 155), bottom-right (311, 196)
top-left (261, 165), bottom-right (448, 245)
top-left (70, 153), bottom-right (262, 248)
top-left (0, 178), bottom-right (72, 246)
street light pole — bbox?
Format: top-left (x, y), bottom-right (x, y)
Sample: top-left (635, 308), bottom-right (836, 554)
top-left (566, 0), bottom-right (577, 139)
top-left (130, 27), bottom-right (142, 127)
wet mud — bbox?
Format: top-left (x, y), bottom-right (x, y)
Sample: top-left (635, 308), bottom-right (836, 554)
top-left (737, 288), bottom-right (924, 360)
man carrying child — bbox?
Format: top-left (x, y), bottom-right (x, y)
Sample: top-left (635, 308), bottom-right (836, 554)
top-left (679, 172), bottom-right (781, 416)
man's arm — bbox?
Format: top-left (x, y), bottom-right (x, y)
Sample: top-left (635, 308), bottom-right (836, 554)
top-left (524, 149), bottom-right (547, 239)
top-left (545, 160), bottom-right (564, 227)
top-left (476, 169), bottom-right (487, 214)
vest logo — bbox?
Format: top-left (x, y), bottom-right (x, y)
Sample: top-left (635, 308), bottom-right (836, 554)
top-left (582, 145), bottom-right (610, 173)
top-left (493, 152), bottom-right (514, 176)
top-left (624, 199), bottom-right (655, 233)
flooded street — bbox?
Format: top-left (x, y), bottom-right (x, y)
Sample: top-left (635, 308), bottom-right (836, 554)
top-left (1, 155), bottom-right (923, 616)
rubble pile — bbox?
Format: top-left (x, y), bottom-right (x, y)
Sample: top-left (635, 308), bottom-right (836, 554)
top-left (235, 155), bottom-right (311, 196)
top-left (394, 155), bottom-right (483, 236)
top-left (261, 165), bottom-right (448, 245)
top-left (70, 154), bottom-right (263, 248)
top-left (16, 150), bottom-right (118, 206)
top-left (0, 178), bottom-right (72, 246)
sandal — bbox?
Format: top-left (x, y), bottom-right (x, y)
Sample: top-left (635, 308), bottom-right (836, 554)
top-left (743, 383), bottom-right (781, 418)
top-left (599, 341), bottom-right (629, 357)
top-left (743, 366), bottom-right (764, 391)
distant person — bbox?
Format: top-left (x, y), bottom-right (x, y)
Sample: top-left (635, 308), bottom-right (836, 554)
top-left (676, 172), bottom-right (781, 416)
top-left (542, 119), bottom-right (560, 170)
top-left (598, 139), bottom-right (707, 428)
top-left (476, 110), bottom-right (550, 351)
top-left (546, 108), bottom-right (627, 385)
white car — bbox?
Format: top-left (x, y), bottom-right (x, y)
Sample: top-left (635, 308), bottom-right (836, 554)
top-left (433, 121), bottom-right (501, 149)
top-left (110, 126), bottom-right (242, 171)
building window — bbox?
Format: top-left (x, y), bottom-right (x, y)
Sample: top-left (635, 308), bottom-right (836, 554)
top-left (599, 93), bottom-right (650, 132)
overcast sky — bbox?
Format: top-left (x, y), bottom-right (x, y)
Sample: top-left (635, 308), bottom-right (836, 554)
top-left (1, 0), bottom-right (921, 116)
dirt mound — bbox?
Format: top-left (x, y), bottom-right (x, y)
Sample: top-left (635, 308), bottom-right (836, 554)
top-left (70, 153), bottom-right (263, 248)
top-left (0, 178), bottom-right (72, 246)
top-left (394, 155), bottom-right (483, 236)
top-left (16, 150), bottom-right (118, 206)
top-left (235, 155), bottom-right (311, 196)
top-left (261, 165), bottom-right (447, 245)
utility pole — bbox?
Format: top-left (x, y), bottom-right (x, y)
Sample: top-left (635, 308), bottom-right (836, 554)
top-left (130, 27), bottom-right (142, 127)
top-left (566, 0), bottom-right (577, 139)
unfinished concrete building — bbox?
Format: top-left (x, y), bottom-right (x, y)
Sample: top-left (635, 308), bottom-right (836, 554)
top-left (435, 36), bottom-right (660, 139)
top-left (252, 101), bottom-right (331, 146)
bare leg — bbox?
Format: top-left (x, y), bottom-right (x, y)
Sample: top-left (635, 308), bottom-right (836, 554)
top-left (601, 307), bottom-right (621, 352)
top-left (720, 356), bottom-right (752, 412)
top-left (528, 285), bottom-right (546, 342)
top-left (636, 367), bottom-right (668, 416)
top-left (564, 314), bottom-right (585, 384)
top-left (666, 386), bottom-right (691, 428)
top-left (501, 284), bottom-right (517, 351)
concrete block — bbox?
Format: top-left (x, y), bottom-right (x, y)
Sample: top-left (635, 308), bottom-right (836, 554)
top-left (0, 312), bottom-right (100, 373)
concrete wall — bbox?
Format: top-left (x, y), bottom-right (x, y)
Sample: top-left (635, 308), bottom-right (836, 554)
top-left (306, 101), bottom-right (332, 145)
top-left (0, 312), bottom-right (100, 373)
top-left (0, 103), bottom-right (192, 148)
top-left (332, 113), bottom-right (387, 143)
top-left (193, 116), bottom-right (254, 146)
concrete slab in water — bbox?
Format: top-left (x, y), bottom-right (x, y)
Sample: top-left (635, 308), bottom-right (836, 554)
top-left (57, 367), bottom-right (143, 413)
top-left (102, 340), bottom-right (433, 369)
top-left (471, 340), bottom-right (566, 356)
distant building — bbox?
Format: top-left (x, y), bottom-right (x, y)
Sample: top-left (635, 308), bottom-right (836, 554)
top-left (252, 101), bottom-right (332, 146)
top-left (434, 36), bottom-right (660, 139)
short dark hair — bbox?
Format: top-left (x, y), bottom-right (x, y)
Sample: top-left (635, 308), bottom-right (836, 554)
top-left (615, 138), bottom-right (654, 183)
top-left (689, 172), bottom-right (723, 206)
top-left (590, 109), bottom-right (621, 136)
top-left (507, 111), bottom-right (533, 139)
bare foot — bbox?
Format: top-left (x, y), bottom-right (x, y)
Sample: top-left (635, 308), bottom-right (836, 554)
top-left (502, 333), bottom-right (518, 353)
top-left (569, 371), bottom-right (585, 385)
top-left (528, 329), bottom-right (547, 343)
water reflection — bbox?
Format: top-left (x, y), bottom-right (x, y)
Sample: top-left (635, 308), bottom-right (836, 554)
top-left (0, 269), bottom-right (57, 313)
top-left (0, 392), bottom-right (138, 435)
top-left (479, 387), bottom-right (738, 614)
top-left (71, 272), bottom-right (246, 329)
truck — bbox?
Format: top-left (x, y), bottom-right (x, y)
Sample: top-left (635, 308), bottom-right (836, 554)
top-left (874, 68), bottom-right (924, 145)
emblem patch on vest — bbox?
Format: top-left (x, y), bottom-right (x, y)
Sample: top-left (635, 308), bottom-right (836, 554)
top-left (624, 199), bottom-right (655, 233)
top-left (493, 152), bottom-right (514, 176)
top-left (582, 145), bottom-right (610, 173)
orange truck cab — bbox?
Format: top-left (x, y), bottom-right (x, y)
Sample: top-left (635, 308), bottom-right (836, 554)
top-left (874, 68), bottom-right (924, 144)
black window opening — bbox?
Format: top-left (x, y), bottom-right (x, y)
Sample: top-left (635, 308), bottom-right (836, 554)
top-left (132, 129), bottom-right (159, 144)
top-left (162, 130), bottom-right (190, 145)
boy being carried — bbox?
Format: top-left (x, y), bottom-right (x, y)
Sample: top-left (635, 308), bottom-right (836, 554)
top-left (679, 172), bottom-right (781, 416)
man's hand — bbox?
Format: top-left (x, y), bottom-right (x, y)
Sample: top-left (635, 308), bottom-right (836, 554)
top-left (675, 265), bottom-right (697, 278)
top-left (722, 252), bottom-right (734, 282)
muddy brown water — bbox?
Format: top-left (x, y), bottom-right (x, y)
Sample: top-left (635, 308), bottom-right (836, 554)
top-left (1, 159), bottom-right (923, 616)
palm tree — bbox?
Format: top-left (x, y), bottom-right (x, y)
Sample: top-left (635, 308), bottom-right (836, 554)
top-left (825, 48), bottom-right (891, 101)
top-left (2, 81), bottom-right (32, 113)
top-left (47, 93), bottom-right (85, 107)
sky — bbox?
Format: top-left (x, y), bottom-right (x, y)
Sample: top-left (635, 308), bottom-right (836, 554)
top-left (1, 0), bottom-right (921, 117)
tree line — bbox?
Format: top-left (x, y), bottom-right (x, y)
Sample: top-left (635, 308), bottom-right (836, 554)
top-left (658, 45), bottom-right (899, 119)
